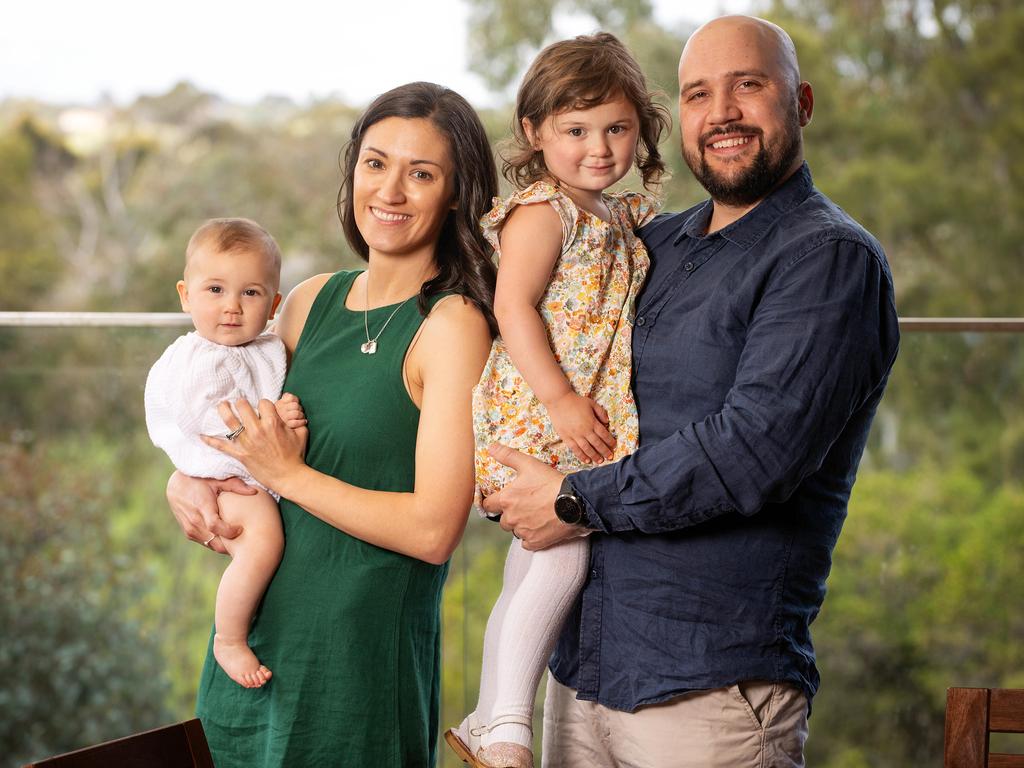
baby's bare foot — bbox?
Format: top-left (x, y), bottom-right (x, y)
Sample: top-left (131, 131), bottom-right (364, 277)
top-left (214, 634), bottom-right (273, 688)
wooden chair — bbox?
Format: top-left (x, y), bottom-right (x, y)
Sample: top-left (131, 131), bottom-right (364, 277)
top-left (944, 687), bottom-right (1024, 768)
top-left (22, 718), bottom-right (214, 768)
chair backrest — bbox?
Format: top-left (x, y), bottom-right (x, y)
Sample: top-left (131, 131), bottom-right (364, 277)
top-left (945, 687), bottom-right (1024, 768)
top-left (22, 718), bottom-right (214, 768)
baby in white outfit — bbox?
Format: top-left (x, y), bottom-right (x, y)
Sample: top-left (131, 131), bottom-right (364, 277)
top-left (145, 218), bottom-right (302, 688)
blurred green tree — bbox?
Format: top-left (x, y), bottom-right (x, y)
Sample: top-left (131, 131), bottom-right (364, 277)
top-left (465, 0), bottom-right (655, 90)
top-left (0, 125), bottom-right (63, 311)
top-left (0, 440), bottom-right (173, 765)
top-left (809, 467), bottom-right (1024, 766)
top-left (767, 0), bottom-right (1024, 317)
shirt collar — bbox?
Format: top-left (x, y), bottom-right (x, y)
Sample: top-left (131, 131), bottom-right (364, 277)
top-left (673, 162), bottom-right (814, 249)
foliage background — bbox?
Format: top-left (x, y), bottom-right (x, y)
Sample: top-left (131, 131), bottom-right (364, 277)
top-left (1, 1), bottom-right (1022, 766)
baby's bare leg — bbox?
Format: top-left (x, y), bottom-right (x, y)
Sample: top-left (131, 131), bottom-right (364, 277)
top-left (212, 488), bottom-right (283, 689)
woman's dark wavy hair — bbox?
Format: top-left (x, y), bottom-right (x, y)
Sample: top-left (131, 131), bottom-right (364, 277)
top-left (338, 81), bottom-right (499, 335)
top-left (506, 32), bottom-right (671, 191)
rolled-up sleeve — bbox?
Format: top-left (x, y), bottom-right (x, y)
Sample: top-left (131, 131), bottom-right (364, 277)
top-left (573, 236), bottom-right (900, 533)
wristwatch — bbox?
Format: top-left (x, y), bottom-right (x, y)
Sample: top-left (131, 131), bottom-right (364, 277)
top-left (554, 476), bottom-right (586, 526)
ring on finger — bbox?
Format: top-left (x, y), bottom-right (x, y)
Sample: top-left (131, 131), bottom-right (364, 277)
top-left (224, 424), bottom-right (245, 441)
top-left (203, 534), bottom-right (217, 547)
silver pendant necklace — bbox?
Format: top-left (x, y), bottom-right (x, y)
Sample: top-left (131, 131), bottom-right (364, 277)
top-left (361, 275), bottom-right (414, 354)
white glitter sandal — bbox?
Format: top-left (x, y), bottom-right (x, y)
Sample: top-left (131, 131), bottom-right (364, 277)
top-left (444, 713), bottom-right (534, 768)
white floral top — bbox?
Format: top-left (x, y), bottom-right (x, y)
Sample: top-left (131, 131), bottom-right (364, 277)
top-left (472, 181), bottom-right (659, 506)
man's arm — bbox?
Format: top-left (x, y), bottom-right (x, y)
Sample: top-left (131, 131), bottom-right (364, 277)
top-left (572, 237), bottom-right (899, 533)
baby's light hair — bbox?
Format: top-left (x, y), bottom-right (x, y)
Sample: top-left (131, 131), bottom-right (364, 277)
top-left (505, 32), bottom-right (672, 191)
top-left (185, 218), bottom-right (282, 289)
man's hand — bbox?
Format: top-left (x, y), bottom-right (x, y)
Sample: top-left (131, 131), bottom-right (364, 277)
top-left (481, 443), bottom-right (589, 550)
top-left (166, 470), bottom-right (249, 554)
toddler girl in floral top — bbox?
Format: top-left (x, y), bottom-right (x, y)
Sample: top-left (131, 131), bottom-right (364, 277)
top-left (447, 32), bottom-right (670, 768)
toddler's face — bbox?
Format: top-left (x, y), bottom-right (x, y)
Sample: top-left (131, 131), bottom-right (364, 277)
top-left (526, 95), bottom-right (639, 205)
top-left (176, 246), bottom-right (281, 346)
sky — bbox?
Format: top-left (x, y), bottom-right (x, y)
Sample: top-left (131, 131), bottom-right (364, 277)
top-left (0, 0), bottom-right (750, 108)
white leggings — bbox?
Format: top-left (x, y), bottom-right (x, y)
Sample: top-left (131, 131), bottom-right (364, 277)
top-left (474, 535), bottom-right (590, 748)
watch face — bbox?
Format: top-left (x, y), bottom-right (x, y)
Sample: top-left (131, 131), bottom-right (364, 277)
top-left (555, 493), bottom-right (583, 525)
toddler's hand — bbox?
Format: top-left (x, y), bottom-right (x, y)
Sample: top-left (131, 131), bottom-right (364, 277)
top-left (546, 391), bottom-right (616, 464)
top-left (275, 392), bottom-right (307, 430)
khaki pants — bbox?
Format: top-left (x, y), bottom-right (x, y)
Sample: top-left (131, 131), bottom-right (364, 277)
top-left (541, 674), bottom-right (808, 768)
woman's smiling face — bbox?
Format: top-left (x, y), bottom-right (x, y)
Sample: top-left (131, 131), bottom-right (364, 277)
top-left (352, 116), bottom-right (456, 263)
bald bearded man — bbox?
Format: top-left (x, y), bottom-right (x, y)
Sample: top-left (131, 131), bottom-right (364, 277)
top-left (482, 15), bottom-right (900, 767)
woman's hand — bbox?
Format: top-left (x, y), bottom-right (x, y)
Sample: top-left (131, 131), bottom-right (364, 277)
top-left (545, 391), bottom-right (616, 464)
top-left (166, 470), bottom-right (248, 554)
top-left (202, 398), bottom-right (309, 491)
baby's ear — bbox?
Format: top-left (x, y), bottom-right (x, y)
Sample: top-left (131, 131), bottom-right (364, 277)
top-left (268, 292), bottom-right (283, 320)
top-left (175, 280), bottom-right (190, 312)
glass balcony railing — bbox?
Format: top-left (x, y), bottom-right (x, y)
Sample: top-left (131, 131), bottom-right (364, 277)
top-left (1, 313), bottom-right (1022, 768)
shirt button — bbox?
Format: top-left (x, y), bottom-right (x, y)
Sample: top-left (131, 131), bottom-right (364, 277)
top-left (591, 569), bottom-right (600, 579)
top-left (635, 316), bottom-right (646, 326)
top-left (684, 261), bottom-right (695, 271)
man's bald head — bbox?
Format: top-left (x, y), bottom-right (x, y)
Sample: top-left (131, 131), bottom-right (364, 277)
top-left (681, 15), bottom-right (802, 95)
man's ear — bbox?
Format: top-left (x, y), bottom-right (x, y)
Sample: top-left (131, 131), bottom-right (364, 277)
top-left (797, 81), bottom-right (814, 127)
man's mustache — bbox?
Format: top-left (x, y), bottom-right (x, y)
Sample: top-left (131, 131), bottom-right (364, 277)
top-left (699, 125), bottom-right (764, 149)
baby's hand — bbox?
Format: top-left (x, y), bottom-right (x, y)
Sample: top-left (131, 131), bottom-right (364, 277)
top-left (545, 391), bottom-right (616, 464)
top-left (275, 393), bottom-right (307, 430)
top-left (275, 393), bottom-right (308, 458)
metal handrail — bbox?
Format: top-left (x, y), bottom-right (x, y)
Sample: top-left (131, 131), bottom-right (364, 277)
top-left (897, 318), bottom-right (1024, 332)
top-left (1, 312), bottom-right (1023, 332)
top-left (0, 312), bottom-right (191, 327)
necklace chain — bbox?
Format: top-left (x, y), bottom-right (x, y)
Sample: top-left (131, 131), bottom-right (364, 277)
top-left (361, 275), bottom-right (414, 355)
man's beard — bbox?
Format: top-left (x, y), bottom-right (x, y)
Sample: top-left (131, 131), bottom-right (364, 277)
top-left (683, 109), bottom-right (802, 208)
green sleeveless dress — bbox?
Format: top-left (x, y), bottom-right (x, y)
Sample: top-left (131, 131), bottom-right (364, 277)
top-left (196, 270), bottom-right (450, 768)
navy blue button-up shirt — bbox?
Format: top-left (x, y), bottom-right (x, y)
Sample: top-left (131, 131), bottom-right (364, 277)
top-left (553, 164), bottom-right (900, 711)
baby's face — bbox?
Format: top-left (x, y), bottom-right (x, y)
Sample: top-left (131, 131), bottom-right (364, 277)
top-left (176, 246), bottom-right (281, 346)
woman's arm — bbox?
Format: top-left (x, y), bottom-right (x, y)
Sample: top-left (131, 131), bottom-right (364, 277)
top-left (205, 297), bottom-right (492, 565)
top-left (494, 203), bottom-right (615, 464)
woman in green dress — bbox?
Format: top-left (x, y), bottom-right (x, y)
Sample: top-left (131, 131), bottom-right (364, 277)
top-left (166, 82), bottom-right (498, 767)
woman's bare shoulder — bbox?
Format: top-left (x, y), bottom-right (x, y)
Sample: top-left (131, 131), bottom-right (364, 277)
top-left (276, 273), bottom-right (336, 352)
top-left (424, 294), bottom-right (491, 340)
top-left (412, 296), bottom-right (491, 374)
top-left (290, 273), bottom-right (335, 302)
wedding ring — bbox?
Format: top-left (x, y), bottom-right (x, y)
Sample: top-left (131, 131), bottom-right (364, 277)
top-left (224, 424), bottom-right (245, 441)
top-left (203, 534), bottom-right (217, 547)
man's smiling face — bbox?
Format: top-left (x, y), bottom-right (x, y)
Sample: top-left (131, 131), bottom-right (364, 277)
top-left (677, 16), bottom-right (812, 209)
